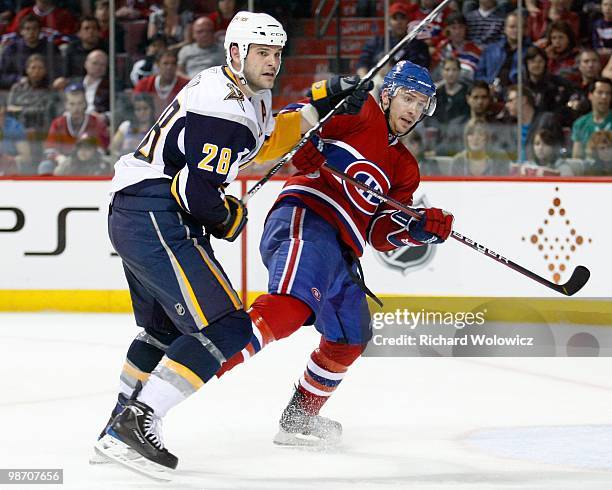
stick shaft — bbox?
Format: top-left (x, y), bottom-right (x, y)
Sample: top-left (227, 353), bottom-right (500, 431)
top-left (357, 0), bottom-right (452, 89)
top-left (243, 0), bottom-right (453, 204)
top-left (323, 165), bottom-right (587, 296)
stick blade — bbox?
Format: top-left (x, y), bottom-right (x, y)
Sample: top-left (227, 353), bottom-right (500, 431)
top-left (559, 265), bottom-right (590, 296)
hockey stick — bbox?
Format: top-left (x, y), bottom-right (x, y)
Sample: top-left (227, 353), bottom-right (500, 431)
top-left (242, 0), bottom-right (453, 205)
top-left (322, 165), bottom-right (590, 296)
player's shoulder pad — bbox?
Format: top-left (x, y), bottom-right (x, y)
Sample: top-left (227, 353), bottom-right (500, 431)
top-left (184, 66), bottom-right (259, 139)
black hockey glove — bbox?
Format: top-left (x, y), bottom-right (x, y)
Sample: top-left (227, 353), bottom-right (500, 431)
top-left (210, 195), bottom-right (247, 242)
top-left (307, 76), bottom-right (374, 118)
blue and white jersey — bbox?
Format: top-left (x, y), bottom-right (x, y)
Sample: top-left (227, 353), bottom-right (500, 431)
top-left (111, 65), bottom-right (274, 227)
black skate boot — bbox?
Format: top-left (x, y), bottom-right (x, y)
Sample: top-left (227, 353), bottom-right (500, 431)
top-left (89, 393), bottom-right (128, 464)
top-left (273, 388), bottom-right (342, 447)
top-left (95, 399), bottom-right (178, 480)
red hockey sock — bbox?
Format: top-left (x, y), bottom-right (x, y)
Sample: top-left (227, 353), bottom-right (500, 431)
top-left (296, 338), bottom-right (364, 415)
top-left (216, 294), bottom-right (311, 377)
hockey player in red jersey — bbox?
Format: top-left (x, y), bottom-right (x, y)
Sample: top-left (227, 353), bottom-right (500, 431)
top-left (215, 60), bottom-right (454, 446)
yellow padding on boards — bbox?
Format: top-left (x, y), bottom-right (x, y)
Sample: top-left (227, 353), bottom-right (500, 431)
top-left (245, 292), bottom-right (612, 326)
top-left (163, 357), bottom-right (204, 390)
top-left (0, 290), bottom-right (133, 312)
top-left (2, 290), bottom-right (611, 326)
top-left (372, 296), bottom-right (612, 326)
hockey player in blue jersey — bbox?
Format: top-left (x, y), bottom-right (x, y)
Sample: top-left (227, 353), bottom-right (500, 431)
top-left (214, 61), bottom-right (453, 447)
top-left (94, 11), bottom-right (373, 479)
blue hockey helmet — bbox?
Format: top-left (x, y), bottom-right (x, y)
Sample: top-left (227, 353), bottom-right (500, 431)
top-left (381, 60), bottom-right (437, 117)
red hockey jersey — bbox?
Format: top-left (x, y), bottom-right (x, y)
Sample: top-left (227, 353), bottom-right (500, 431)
top-left (45, 113), bottom-right (110, 155)
top-left (7, 6), bottom-right (78, 36)
top-left (277, 95), bottom-right (421, 257)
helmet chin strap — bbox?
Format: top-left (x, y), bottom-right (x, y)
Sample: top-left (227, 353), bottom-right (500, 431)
top-left (228, 58), bottom-right (260, 97)
top-left (229, 51), bottom-right (282, 98)
top-left (227, 41), bottom-right (284, 97)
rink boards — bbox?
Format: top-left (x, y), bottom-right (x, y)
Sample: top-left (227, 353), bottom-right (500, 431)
top-left (0, 177), bottom-right (609, 320)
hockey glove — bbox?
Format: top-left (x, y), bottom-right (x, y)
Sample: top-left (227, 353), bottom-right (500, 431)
top-left (210, 195), bottom-right (247, 242)
top-left (307, 76), bottom-right (374, 119)
top-left (291, 135), bottom-right (326, 173)
top-left (387, 207), bottom-right (453, 247)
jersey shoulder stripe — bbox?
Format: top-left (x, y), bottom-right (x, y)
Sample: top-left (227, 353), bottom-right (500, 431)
top-left (111, 65), bottom-right (271, 197)
top-left (184, 67), bottom-right (260, 141)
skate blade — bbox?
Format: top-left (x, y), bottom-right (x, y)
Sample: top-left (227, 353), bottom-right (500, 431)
top-left (88, 446), bottom-right (112, 465)
top-left (273, 429), bottom-right (341, 448)
top-left (95, 434), bottom-right (174, 481)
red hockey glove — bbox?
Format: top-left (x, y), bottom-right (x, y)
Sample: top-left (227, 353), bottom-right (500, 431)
top-left (387, 207), bottom-right (453, 247)
top-left (290, 135), bottom-right (326, 174)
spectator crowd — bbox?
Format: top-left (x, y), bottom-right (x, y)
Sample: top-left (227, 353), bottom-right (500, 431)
top-left (0, 0), bottom-right (610, 176)
top-left (0, 0), bottom-right (234, 175)
top-left (356, 0), bottom-right (612, 176)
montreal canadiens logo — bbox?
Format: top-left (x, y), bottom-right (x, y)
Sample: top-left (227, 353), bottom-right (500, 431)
top-left (342, 160), bottom-right (390, 215)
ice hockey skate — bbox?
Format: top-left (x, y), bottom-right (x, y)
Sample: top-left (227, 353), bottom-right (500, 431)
top-left (89, 393), bottom-right (128, 465)
top-left (95, 399), bottom-right (178, 481)
top-left (273, 389), bottom-right (342, 447)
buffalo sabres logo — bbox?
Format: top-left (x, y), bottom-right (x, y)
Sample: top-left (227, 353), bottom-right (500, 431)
top-left (341, 160), bottom-right (390, 215)
top-left (225, 83), bottom-right (245, 111)
top-left (375, 194), bottom-right (436, 274)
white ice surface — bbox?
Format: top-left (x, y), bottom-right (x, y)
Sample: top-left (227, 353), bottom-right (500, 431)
top-left (1, 313), bottom-right (612, 490)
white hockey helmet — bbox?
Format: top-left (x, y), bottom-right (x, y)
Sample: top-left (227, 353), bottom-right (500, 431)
top-left (224, 11), bottom-right (287, 88)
